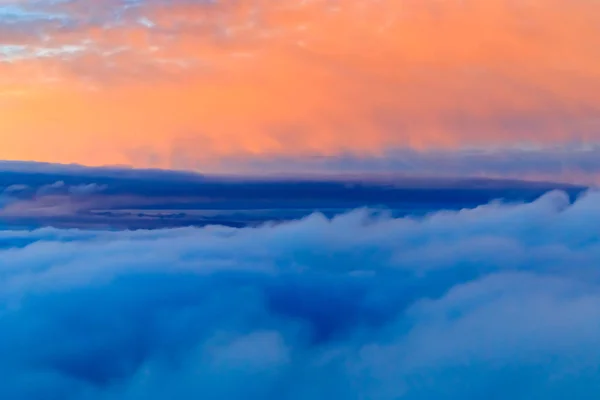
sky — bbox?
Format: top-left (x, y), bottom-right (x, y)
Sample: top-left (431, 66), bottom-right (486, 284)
top-left (4, 3), bottom-right (600, 396)
top-left (1, 0), bottom-right (600, 181)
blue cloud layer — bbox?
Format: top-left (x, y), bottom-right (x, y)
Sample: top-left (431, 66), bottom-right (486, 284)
top-left (2, 189), bottom-right (600, 399)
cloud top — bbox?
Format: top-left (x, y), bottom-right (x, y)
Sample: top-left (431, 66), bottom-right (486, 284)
top-left (2, 189), bottom-right (600, 398)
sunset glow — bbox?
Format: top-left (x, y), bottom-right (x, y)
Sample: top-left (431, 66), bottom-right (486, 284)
top-left (1, 0), bottom-right (600, 177)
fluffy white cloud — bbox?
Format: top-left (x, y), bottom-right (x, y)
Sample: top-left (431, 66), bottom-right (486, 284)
top-left (1, 190), bottom-right (600, 399)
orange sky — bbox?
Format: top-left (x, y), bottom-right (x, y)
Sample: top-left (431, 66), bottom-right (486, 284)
top-left (1, 0), bottom-right (600, 174)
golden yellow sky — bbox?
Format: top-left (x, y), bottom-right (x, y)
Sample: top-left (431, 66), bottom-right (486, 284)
top-left (1, 0), bottom-right (600, 174)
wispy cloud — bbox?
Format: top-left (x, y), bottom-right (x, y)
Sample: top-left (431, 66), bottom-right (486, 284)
top-left (167, 145), bottom-right (600, 184)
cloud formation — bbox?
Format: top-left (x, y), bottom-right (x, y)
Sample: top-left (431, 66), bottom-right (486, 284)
top-left (1, 0), bottom-right (600, 176)
top-left (0, 161), bottom-right (584, 229)
top-left (2, 190), bottom-right (600, 398)
top-left (187, 145), bottom-right (600, 184)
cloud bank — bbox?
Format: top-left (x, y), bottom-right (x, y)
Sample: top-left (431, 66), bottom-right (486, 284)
top-left (196, 145), bottom-right (600, 185)
top-left (0, 162), bottom-right (584, 229)
top-left (2, 190), bottom-right (600, 399)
